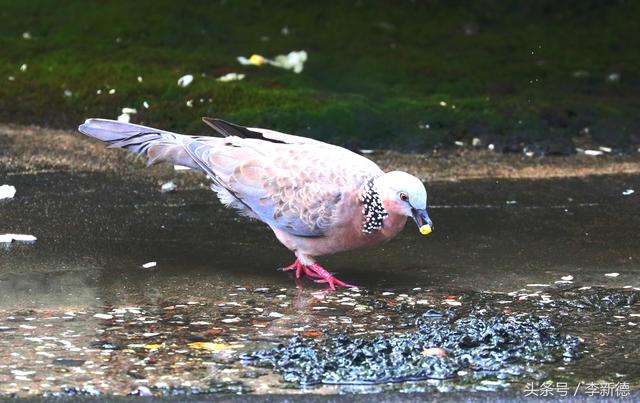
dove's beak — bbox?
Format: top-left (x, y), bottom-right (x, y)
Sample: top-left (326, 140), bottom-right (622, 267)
top-left (412, 208), bottom-right (433, 236)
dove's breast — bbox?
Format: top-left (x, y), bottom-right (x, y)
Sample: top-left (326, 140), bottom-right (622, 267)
top-left (270, 193), bottom-right (408, 257)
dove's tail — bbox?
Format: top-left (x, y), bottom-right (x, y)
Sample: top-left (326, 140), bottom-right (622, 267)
top-left (78, 118), bottom-right (201, 168)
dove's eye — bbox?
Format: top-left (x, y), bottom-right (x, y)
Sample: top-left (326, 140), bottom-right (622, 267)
top-left (399, 192), bottom-right (409, 201)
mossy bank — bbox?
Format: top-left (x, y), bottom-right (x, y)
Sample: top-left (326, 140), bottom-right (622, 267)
top-left (1, 0), bottom-right (639, 151)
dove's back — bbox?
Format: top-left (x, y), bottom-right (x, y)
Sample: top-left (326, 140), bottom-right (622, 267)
top-left (79, 119), bottom-right (383, 237)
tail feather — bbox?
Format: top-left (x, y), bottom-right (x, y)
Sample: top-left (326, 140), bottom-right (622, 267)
top-left (79, 119), bottom-right (179, 155)
top-left (78, 118), bottom-right (204, 169)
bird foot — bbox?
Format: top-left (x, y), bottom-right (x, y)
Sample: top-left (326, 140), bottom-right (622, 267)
top-left (280, 260), bottom-right (317, 279)
top-left (280, 260), bottom-right (355, 290)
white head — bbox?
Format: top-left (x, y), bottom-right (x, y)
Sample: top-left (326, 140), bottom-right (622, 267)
top-left (373, 171), bottom-right (433, 235)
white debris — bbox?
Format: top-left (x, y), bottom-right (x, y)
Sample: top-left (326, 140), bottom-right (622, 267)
top-left (63, 89), bottom-right (72, 97)
top-left (622, 189), bottom-right (634, 196)
top-left (221, 317), bottom-right (241, 323)
top-left (142, 332), bottom-right (159, 338)
top-left (217, 72), bottom-right (245, 82)
top-left (173, 165), bottom-right (191, 171)
top-left (141, 261), bottom-right (157, 269)
top-left (444, 300), bottom-right (462, 306)
top-left (359, 149), bottom-right (374, 154)
top-left (11, 370), bottom-right (35, 377)
top-left (269, 312), bottom-right (285, 318)
top-left (122, 107), bottom-right (137, 114)
top-left (0, 234), bottom-right (37, 244)
top-left (454, 140), bottom-right (464, 147)
top-left (108, 88), bottom-right (116, 94)
top-left (505, 200), bottom-right (517, 205)
top-left (270, 50), bottom-right (307, 73)
top-left (584, 149), bottom-right (603, 156)
top-left (0, 185), bottom-right (16, 200)
top-left (604, 272), bottom-right (620, 277)
top-left (20, 64), bottom-right (27, 72)
top-left (8, 76), bottom-right (15, 81)
top-left (488, 143), bottom-right (495, 151)
top-left (439, 101), bottom-right (447, 107)
top-left (160, 181), bottom-right (177, 193)
top-left (22, 32), bottom-right (32, 40)
top-left (93, 313), bottom-right (113, 320)
top-left (526, 284), bottom-right (551, 287)
top-left (607, 72), bottom-right (621, 82)
top-left (472, 137), bottom-right (482, 147)
top-left (117, 113), bottom-right (130, 123)
top-left (561, 275), bottom-right (574, 281)
top-left (177, 74), bottom-right (194, 87)
top-left (186, 99), bottom-right (194, 107)
top-left (598, 146), bottom-right (612, 153)
top-left (133, 386), bottom-right (153, 397)
top-left (137, 76), bottom-right (143, 83)
top-left (238, 51), bottom-right (308, 73)
top-left (143, 101), bottom-right (150, 109)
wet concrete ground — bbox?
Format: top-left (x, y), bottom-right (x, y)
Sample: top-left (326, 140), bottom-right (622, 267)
top-left (0, 169), bottom-right (639, 399)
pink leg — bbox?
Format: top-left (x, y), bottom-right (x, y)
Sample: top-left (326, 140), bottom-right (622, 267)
top-left (306, 263), bottom-right (356, 290)
top-left (281, 260), bottom-right (321, 279)
top-left (281, 260), bottom-right (355, 290)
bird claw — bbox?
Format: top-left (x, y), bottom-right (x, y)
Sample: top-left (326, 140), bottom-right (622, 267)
top-left (279, 260), bottom-right (355, 290)
top-left (280, 260), bottom-right (322, 280)
top-left (313, 277), bottom-right (355, 290)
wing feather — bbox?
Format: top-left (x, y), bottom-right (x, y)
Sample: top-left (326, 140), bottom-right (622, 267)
top-left (191, 120), bottom-right (383, 236)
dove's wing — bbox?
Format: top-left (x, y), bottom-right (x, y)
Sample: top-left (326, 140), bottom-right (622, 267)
top-left (203, 117), bottom-right (328, 146)
top-left (80, 118), bottom-right (383, 237)
top-left (186, 137), bottom-right (382, 237)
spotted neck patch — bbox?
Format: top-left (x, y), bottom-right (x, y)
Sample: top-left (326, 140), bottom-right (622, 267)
top-left (360, 179), bottom-right (388, 234)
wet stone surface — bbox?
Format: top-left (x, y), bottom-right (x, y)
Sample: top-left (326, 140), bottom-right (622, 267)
top-left (0, 171), bottom-right (639, 397)
top-left (0, 286), bottom-right (638, 397)
top-left (244, 308), bottom-right (580, 385)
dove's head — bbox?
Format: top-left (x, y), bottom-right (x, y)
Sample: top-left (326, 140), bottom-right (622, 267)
top-left (373, 171), bottom-right (433, 236)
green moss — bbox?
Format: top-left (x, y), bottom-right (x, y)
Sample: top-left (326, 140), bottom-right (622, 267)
top-left (0, 0), bottom-right (638, 149)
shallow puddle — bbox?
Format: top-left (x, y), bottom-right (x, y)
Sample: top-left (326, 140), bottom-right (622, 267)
top-left (0, 171), bottom-right (638, 397)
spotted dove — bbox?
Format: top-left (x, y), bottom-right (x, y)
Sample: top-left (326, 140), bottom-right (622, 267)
top-left (79, 118), bottom-right (433, 289)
